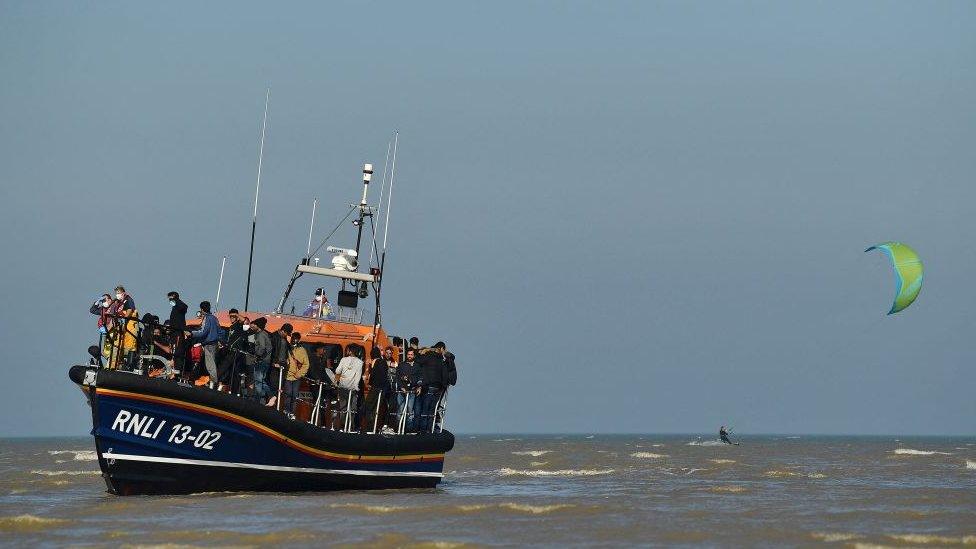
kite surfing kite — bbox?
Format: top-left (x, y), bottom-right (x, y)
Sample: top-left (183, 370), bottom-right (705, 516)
top-left (864, 242), bottom-right (923, 315)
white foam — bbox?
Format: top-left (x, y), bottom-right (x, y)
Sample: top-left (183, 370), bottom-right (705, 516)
top-left (630, 452), bottom-right (668, 459)
top-left (512, 450), bottom-right (551, 457)
top-left (498, 503), bottom-right (575, 514)
top-left (888, 534), bottom-right (976, 545)
top-left (30, 470), bottom-right (98, 476)
top-left (892, 448), bottom-right (951, 456)
top-left (710, 459), bottom-right (736, 464)
top-left (687, 440), bottom-right (724, 446)
top-left (498, 468), bottom-right (614, 477)
top-left (811, 532), bottom-right (862, 543)
top-left (47, 450), bottom-right (97, 460)
top-left (966, 460), bottom-right (976, 470)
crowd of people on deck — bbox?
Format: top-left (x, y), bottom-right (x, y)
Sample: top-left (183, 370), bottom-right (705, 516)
top-left (88, 285), bottom-right (457, 434)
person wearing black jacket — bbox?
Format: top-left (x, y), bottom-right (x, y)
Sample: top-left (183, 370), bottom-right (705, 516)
top-left (266, 324), bottom-right (293, 409)
top-left (416, 343), bottom-right (448, 433)
top-left (167, 291), bottom-right (188, 375)
top-left (363, 347), bottom-right (391, 432)
top-left (218, 309), bottom-right (246, 393)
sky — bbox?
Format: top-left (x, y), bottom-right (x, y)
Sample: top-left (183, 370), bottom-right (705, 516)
top-left (1, 1), bottom-right (973, 437)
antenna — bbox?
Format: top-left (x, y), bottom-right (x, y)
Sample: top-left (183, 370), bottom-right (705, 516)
top-left (368, 139), bottom-right (393, 267)
top-left (382, 131), bottom-right (399, 252)
top-left (374, 131), bottom-right (399, 328)
top-left (215, 256), bottom-right (227, 310)
top-left (244, 88), bottom-right (270, 311)
top-left (306, 198), bottom-right (318, 259)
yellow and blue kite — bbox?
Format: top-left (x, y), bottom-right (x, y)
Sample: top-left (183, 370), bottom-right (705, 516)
top-left (865, 242), bottom-right (923, 315)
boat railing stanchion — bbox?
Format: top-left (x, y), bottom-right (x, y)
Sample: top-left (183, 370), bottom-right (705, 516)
top-left (343, 390), bottom-right (353, 432)
top-left (436, 389), bottom-right (448, 433)
top-left (276, 365), bottom-right (283, 412)
top-left (431, 390), bottom-right (447, 433)
top-left (397, 392), bottom-right (410, 435)
top-left (371, 389), bottom-right (383, 434)
top-left (311, 381), bottom-right (323, 425)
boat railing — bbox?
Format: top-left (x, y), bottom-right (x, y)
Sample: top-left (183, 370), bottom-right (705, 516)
top-left (278, 299), bottom-right (369, 325)
top-left (87, 314), bottom-right (448, 435)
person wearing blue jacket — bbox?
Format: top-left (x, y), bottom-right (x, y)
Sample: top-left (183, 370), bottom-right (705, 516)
top-left (191, 301), bottom-right (221, 388)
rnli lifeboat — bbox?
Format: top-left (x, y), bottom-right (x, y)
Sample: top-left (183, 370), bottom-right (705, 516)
top-left (69, 155), bottom-right (456, 495)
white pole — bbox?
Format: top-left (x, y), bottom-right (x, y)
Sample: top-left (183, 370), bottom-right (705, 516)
top-left (372, 390), bottom-right (383, 434)
top-left (344, 391), bottom-right (353, 432)
top-left (306, 198), bottom-right (317, 259)
top-left (244, 88), bottom-right (270, 312)
top-left (382, 131), bottom-right (399, 252)
top-left (254, 89), bottom-right (270, 220)
top-left (215, 256), bottom-right (227, 310)
top-left (311, 381), bottom-right (323, 425)
top-left (368, 139), bottom-right (393, 266)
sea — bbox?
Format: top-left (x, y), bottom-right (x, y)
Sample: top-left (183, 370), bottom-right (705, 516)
top-left (1, 435), bottom-right (974, 547)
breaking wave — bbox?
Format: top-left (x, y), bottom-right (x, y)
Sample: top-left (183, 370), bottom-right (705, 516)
top-left (47, 450), bottom-right (97, 460)
top-left (687, 440), bottom-right (724, 446)
top-left (630, 452), bottom-right (668, 459)
top-left (710, 459), bottom-right (736, 464)
top-left (892, 448), bottom-right (952, 456)
top-left (707, 485), bottom-right (748, 493)
top-left (811, 532), bottom-right (862, 542)
top-left (887, 534), bottom-right (976, 545)
top-left (498, 503), bottom-right (575, 514)
top-left (763, 470), bottom-right (825, 479)
top-left (329, 503), bottom-right (410, 513)
top-left (966, 460), bottom-right (976, 470)
top-left (512, 450), bottom-right (551, 457)
top-left (0, 514), bottom-right (70, 533)
top-left (498, 468), bottom-right (614, 477)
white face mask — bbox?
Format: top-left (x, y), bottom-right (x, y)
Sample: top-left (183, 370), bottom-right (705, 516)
top-left (242, 324), bottom-right (250, 331)
top-left (315, 295), bottom-right (323, 302)
top-left (102, 301), bottom-right (111, 308)
top-left (115, 293), bottom-right (124, 300)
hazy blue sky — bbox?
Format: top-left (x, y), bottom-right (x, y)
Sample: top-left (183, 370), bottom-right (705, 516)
top-left (1, 1), bottom-right (973, 436)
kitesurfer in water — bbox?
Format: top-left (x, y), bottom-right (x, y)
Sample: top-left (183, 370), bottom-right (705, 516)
top-left (719, 426), bottom-right (733, 445)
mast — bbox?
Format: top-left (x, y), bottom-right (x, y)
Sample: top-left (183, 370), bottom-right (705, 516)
top-left (353, 163), bottom-right (374, 264)
top-left (245, 88), bottom-right (270, 311)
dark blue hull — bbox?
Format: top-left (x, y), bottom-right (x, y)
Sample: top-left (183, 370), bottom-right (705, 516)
top-left (70, 366), bottom-right (453, 495)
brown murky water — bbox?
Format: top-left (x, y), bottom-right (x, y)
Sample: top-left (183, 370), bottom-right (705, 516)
top-left (1, 435), bottom-right (974, 547)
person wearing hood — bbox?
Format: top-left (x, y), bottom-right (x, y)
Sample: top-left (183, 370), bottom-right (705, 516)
top-left (90, 293), bottom-right (113, 334)
top-left (190, 301), bottom-right (221, 388)
top-left (166, 291), bottom-right (188, 375)
top-left (302, 288), bottom-right (332, 318)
